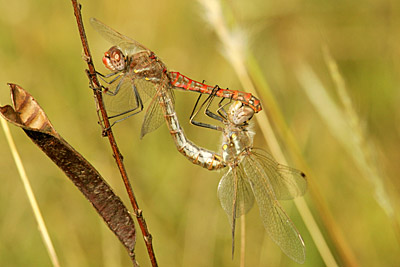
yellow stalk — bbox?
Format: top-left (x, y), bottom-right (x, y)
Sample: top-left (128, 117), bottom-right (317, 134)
top-left (1, 118), bottom-right (60, 267)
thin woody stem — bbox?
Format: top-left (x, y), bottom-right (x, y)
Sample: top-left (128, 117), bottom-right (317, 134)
top-left (70, 1), bottom-right (158, 266)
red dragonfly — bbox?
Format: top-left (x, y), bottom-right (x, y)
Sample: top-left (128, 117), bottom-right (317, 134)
top-left (90, 18), bottom-right (261, 139)
top-left (91, 18), bottom-right (226, 170)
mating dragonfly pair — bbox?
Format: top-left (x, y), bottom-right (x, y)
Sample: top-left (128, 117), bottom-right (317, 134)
top-left (90, 18), bottom-right (307, 264)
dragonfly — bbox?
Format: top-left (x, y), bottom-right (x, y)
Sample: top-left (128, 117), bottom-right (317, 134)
top-left (89, 18), bottom-right (262, 140)
top-left (90, 18), bottom-right (228, 170)
top-left (190, 93), bottom-right (307, 264)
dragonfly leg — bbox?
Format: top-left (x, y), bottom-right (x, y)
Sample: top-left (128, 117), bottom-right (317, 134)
top-left (103, 75), bottom-right (127, 96)
top-left (204, 86), bottom-right (228, 121)
top-left (86, 69), bottom-right (105, 93)
top-left (96, 71), bottom-right (125, 95)
top-left (101, 96), bottom-right (144, 133)
top-left (96, 70), bottom-right (121, 79)
top-left (107, 82), bottom-right (144, 121)
top-left (189, 86), bottom-right (225, 131)
top-left (216, 94), bottom-right (232, 119)
top-left (189, 94), bottom-right (221, 131)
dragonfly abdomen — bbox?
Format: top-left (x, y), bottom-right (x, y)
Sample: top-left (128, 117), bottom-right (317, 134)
top-left (156, 81), bottom-right (225, 170)
top-left (169, 72), bottom-right (262, 113)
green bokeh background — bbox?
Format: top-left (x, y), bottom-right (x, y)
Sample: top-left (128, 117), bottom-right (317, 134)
top-left (1, 0), bottom-right (399, 266)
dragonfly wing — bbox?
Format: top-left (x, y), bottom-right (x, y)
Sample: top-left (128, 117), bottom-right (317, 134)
top-left (140, 95), bottom-right (164, 138)
top-left (90, 18), bottom-right (148, 56)
top-left (252, 148), bottom-right (307, 200)
top-left (243, 154), bottom-right (306, 264)
top-left (103, 75), bottom-right (142, 115)
top-left (139, 81), bottom-right (174, 138)
top-left (217, 166), bottom-right (255, 219)
top-left (134, 78), bottom-right (157, 102)
top-left (218, 166), bottom-right (255, 255)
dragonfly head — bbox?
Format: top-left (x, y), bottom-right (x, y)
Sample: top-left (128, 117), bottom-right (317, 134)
top-left (103, 46), bottom-right (126, 71)
top-left (228, 101), bottom-right (255, 126)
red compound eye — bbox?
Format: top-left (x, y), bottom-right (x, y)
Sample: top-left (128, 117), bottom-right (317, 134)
top-left (102, 46), bottom-right (125, 71)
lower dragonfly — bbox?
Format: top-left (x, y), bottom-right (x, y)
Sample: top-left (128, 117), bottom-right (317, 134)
top-left (190, 93), bottom-right (307, 264)
top-left (89, 18), bottom-right (261, 140)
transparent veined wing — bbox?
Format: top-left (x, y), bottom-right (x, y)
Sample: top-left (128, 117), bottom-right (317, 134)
top-left (242, 152), bottom-right (306, 264)
top-left (217, 165), bottom-right (255, 255)
top-left (90, 18), bottom-right (148, 56)
top-left (217, 166), bottom-right (255, 220)
top-left (103, 75), bottom-right (141, 114)
top-left (251, 148), bottom-right (307, 200)
top-left (140, 80), bottom-right (174, 138)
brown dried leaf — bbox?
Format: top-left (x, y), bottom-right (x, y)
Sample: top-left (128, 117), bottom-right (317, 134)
top-left (0, 84), bottom-right (137, 264)
top-left (0, 84), bottom-right (57, 135)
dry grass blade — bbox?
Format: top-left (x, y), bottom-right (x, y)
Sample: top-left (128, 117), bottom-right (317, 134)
top-left (240, 213), bottom-right (245, 267)
top-left (322, 46), bottom-right (395, 219)
top-left (197, 0), bottom-right (337, 265)
top-left (297, 47), bottom-right (400, 245)
top-left (296, 62), bottom-right (394, 217)
top-left (1, 118), bottom-right (60, 267)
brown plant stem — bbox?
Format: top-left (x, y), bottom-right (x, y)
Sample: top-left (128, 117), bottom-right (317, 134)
top-left (70, 1), bottom-right (157, 266)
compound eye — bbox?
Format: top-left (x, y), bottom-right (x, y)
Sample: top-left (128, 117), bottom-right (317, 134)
top-left (112, 51), bottom-right (120, 61)
top-left (102, 53), bottom-right (114, 70)
top-left (231, 105), bottom-right (254, 125)
top-left (102, 46), bottom-right (125, 71)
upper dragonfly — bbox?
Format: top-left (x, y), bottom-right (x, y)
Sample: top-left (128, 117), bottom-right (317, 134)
top-left (90, 18), bottom-right (261, 139)
top-left (91, 18), bottom-right (229, 170)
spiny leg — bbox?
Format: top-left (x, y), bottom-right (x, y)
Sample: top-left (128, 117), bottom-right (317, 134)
top-left (189, 86), bottom-right (224, 131)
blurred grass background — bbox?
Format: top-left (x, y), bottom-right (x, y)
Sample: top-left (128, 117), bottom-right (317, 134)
top-left (1, 0), bottom-right (399, 266)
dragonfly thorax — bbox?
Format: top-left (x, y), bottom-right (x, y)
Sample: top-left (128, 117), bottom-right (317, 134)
top-left (221, 130), bottom-right (253, 163)
top-left (126, 51), bottom-right (167, 83)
